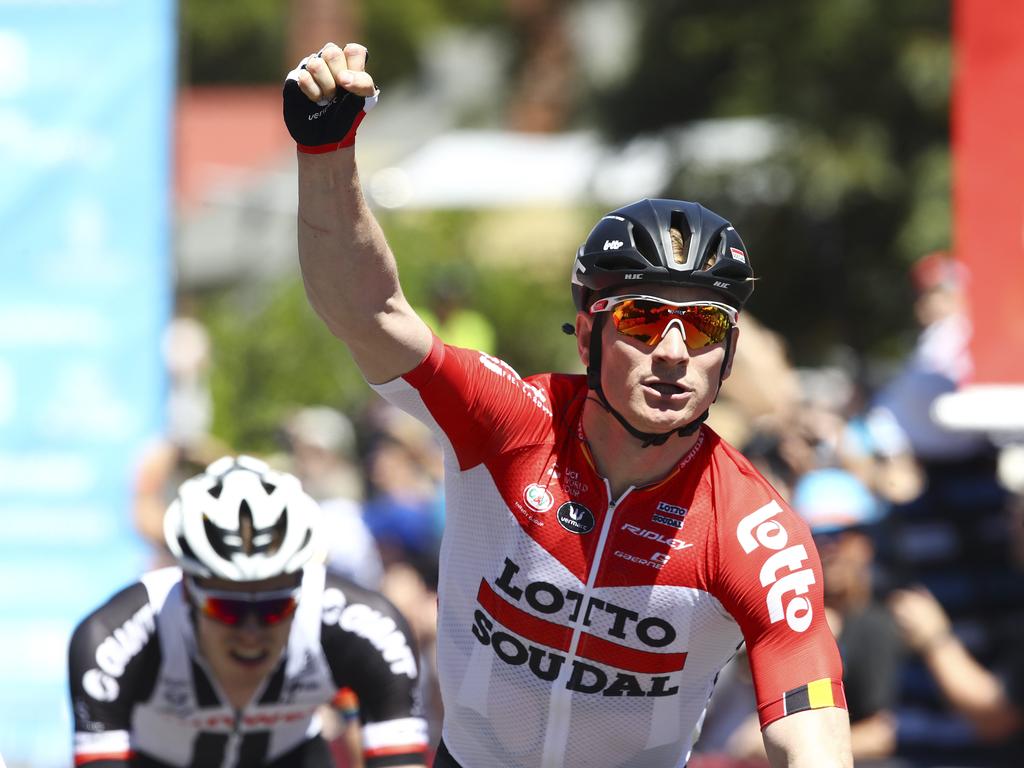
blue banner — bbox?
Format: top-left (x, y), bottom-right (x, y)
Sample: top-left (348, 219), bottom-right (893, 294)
top-left (0, 1), bottom-right (175, 764)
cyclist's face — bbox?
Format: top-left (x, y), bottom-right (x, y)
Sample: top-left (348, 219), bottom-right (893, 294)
top-left (578, 285), bottom-right (736, 437)
top-left (192, 574), bottom-right (299, 684)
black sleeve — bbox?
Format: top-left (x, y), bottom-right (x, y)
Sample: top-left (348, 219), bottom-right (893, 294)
top-left (320, 573), bottom-right (423, 724)
top-left (840, 603), bottom-right (904, 721)
top-left (68, 582), bottom-right (161, 745)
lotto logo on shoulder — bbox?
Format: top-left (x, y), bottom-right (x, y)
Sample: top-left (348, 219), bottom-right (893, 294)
top-left (736, 501), bottom-right (816, 633)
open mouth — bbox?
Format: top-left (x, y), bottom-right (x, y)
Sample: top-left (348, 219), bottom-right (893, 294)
top-left (644, 381), bottom-right (688, 398)
top-left (229, 648), bottom-right (270, 667)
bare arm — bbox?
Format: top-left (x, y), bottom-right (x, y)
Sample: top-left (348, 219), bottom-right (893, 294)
top-left (762, 707), bottom-right (852, 768)
top-left (890, 586), bottom-right (1023, 742)
top-left (293, 43), bottom-right (432, 384)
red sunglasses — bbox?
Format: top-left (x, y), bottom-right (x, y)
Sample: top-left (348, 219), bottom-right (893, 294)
top-left (590, 294), bottom-right (737, 349)
top-left (186, 578), bottom-right (301, 627)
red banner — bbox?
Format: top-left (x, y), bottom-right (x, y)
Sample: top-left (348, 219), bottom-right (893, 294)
top-left (953, 0), bottom-right (1024, 384)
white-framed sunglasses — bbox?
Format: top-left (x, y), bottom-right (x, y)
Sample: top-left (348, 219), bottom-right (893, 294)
top-left (589, 294), bottom-right (737, 349)
top-left (185, 576), bottom-right (302, 626)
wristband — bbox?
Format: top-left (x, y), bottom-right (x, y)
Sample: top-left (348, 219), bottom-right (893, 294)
top-left (282, 53), bottom-right (379, 153)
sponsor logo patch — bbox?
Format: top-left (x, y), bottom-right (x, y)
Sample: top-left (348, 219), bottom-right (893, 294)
top-left (524, 483), bottom-right (554, 513)
top-left (556, 501), bottom-right (595, 534)
top-left (656, 501), bottom-right (688, 519)
top-left (729, 247), bottom-right (747, 263)
top-left (652, 513), bottom-right (684, 529)
top-left (736, 501), bottom-right (816, 633)
top-left (621, 523), bottom-right (692, 551)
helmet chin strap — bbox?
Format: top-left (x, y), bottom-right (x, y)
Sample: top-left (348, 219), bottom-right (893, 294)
top-left (585, 315), bottom-right (711, 449)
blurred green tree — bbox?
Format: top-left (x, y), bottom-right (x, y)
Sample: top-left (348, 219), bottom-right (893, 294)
top-left (189, 0), bottom-right (957, 448)
top-left (589, 0), bottom-right (952, 365)
top-left (202, 208), bottom-right (582, 453)
top-left (180, 0), bottom-right (503, 85)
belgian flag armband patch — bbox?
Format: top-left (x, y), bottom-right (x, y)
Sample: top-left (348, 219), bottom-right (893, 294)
top-left (759, 678), bottom-right (847, 726)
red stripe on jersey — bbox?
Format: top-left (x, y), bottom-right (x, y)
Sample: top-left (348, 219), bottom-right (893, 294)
top-left (477, 579), bottom-right (573, 652)
top-left (577, 632), bottom-right (686, 675)
top-left (364, 743), bottom-right (428, 757)
top-left (478, 580), bottom-right (686, 674)
top-left (76, 752), bottom-right (134, 766)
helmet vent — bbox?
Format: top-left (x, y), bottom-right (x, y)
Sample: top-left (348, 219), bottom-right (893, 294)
top-left (261, 481), bottom-right (277, 495)
top-left (208, 482), bottom-right (223, 499)
top-left (669, 228), bottom-right (687, 266)
top-left (238, 501), bottom-right (255, 554)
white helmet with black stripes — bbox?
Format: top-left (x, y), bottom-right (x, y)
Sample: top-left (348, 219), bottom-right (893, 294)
top-left (164, 455), bottom-right (322, 581)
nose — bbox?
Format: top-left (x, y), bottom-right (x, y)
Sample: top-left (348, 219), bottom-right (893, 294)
top-left (233, 612), bottom-right (266, 637)
top-left (652, 318), bottom-right (690, 363)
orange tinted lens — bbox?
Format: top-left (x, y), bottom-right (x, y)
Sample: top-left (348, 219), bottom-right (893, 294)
top-left (200, 596), bottom-right (298, 626)
top-left (611, 300), bottom-right (672, 344)
top-left (678, 305), bottom-right (731, 349)
top-left (611, 301), bottom-right (730, 348)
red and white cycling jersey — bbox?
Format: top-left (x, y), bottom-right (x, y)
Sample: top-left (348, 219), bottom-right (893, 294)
top-left (372, 337), bottom-right (845, 768)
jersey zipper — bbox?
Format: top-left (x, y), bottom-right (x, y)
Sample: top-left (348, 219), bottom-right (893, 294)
top-left (190, 651), bottom-right (273, 768)
top-left (539, 481), bottom-right (634, 768)
top-left (222, 709), bottom-right (244, 768)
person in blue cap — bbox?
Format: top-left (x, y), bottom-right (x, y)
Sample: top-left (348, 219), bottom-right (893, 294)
top-left (792, 468), bottom-right (903, 764)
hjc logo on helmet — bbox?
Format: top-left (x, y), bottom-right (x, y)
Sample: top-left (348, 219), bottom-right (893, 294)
top-left (736, 501), bottom-right (816, 633)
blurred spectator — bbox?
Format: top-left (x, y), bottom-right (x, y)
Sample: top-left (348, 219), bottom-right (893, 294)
top-left (279, 405), bottom-right (384, 591)
top-left (889, 586), bottom-right (1023, 749)
top-left (695, 469), bottom-right (903, 766)
top-left (133, 435), bottom-right (228, 567)
top-left (709, 313), bottom-right (802, 449)
top-left (133, 311), bottom-right (227, 567)
top-left (417, 275), bottom-right (497, 355)
top-left (691, 647), bottom-right (768, 764)
top-left (349, 401), bottom-right (448, 750)
top-left (792, 469), bottom-right (903, 764)
top-left (869, 251), bottom-right (990, 465)
top-left (859, 254), bottom-right (1020, 767)
top-left (162, 312), bottom-right (213, 448)
top-left (361, 402), bottom-right (445, 583)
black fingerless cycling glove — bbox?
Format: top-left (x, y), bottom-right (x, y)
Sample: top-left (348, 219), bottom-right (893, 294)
top-left (282, 54), bottom-right (379, 154)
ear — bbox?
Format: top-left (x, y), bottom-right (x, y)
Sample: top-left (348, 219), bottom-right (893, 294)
top-left (720, 325), bottom-right (740, 381)
top-left (576, 312), bottom-right (593, 367)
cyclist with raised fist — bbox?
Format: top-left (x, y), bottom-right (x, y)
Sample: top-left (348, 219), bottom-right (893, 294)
top-left (68, 456), bottom-right (428, 768)
top-left (282, 41), bottom-right (852, 768)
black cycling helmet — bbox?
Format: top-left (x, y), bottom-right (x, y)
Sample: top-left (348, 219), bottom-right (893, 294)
top-left (569, 199), bottom-right (755, 447)
top-left (571, 198), bottom-right (754, 313)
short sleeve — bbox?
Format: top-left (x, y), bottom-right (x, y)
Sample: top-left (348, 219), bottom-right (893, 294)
top-left (710, 496), bottom-right (847, 727)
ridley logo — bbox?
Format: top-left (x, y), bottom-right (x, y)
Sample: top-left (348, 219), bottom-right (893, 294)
top-left (736, 501), bottom-right (816, 632)
top-left (524, 483), bottom-right (554, 513)
top-left (621, 523), bottom-right (692, 550)
top-left (556, 502), bottom-right (595, 534)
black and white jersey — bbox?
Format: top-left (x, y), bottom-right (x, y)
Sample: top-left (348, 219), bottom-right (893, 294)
top-left (69, 565), bottom-right (427, 767)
